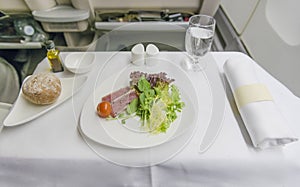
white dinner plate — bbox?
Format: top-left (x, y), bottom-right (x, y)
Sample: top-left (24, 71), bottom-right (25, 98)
top-left (80, 58), bottom-right (199, 149)
top-left (4, 75), bottom-right (88, 126)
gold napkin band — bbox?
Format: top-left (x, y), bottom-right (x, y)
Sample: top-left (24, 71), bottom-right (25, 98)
top-left (233, 84), bottom-right (273, 108)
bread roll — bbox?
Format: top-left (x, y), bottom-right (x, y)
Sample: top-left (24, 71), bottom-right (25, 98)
top-left (22, 72), bottom-right (62, 105)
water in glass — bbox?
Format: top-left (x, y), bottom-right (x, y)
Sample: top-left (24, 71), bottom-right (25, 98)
top-left (183, 15), bottom-right (215, 71)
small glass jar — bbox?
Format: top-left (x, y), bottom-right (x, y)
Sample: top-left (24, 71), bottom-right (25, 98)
top-left (45, 40), bottom-right (64, 73)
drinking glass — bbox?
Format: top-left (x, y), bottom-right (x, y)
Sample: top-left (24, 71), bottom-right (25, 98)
top-left (184, 15), bottom-right (216, 71)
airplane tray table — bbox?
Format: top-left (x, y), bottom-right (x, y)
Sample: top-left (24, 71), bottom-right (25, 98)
top-left (0, 51), bottom-right (299, 187)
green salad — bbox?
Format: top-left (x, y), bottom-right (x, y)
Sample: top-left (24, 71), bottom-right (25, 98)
top-left (116, 73), bottom-right (185, 134)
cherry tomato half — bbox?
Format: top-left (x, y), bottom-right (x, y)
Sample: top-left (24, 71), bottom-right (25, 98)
top-left (97, 101), bottom-right (112, 118)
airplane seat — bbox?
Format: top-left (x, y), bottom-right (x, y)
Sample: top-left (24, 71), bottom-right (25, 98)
top-left (92, 0), bottom-right (221, 51)
top-left (20, 0), bottom-right (94, 50)
top-left (0, 1), bottom-right (28, 103)
top-left (0, 57), bottom-right (20, 103)
top-left (53, 0), bottom-right (221, 51)
top-left (0, 0), bottom-right (30, 13)
top-left (1, 0), bottom-right (221, 52)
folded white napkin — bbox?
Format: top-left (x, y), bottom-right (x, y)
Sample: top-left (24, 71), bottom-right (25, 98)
top-left (223, 56), bottom-right (298, 149)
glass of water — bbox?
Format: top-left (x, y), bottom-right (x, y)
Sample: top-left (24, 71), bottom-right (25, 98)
top-left (184, 15), bottom-right (216, 71)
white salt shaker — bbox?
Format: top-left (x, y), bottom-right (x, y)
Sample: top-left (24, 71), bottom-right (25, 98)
top-left (145, 44), bottom-right (159, 66)
top-left (131, 44), bottom-right (145, 66)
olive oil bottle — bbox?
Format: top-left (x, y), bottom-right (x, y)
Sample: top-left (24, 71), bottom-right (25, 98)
top-left (45, 40), bottom-right (64, 72)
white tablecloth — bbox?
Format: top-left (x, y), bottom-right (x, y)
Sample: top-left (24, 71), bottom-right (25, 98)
top-left (0, 52), bottom-right (299, 186)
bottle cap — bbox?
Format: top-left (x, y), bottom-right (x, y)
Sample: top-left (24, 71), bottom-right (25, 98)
top-left (45, 40), bottom-right (55, 49)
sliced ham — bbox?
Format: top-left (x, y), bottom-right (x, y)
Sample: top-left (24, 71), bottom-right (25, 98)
top-left (102, 86), bottom-right (130, 102)
top-left (110, 90), bottom-right (138, 117)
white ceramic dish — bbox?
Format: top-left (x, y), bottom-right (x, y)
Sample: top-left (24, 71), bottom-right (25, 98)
top-left (64, 53), bottom-right (95, 74)
top-left (80, 58), bottom-right (199, 149)
top-left (4, 75), bottom-right (88, 126)
top-left (0, 102), bottom-right (12, 132)
top-left (78, 119), bottom-right (197, 167)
